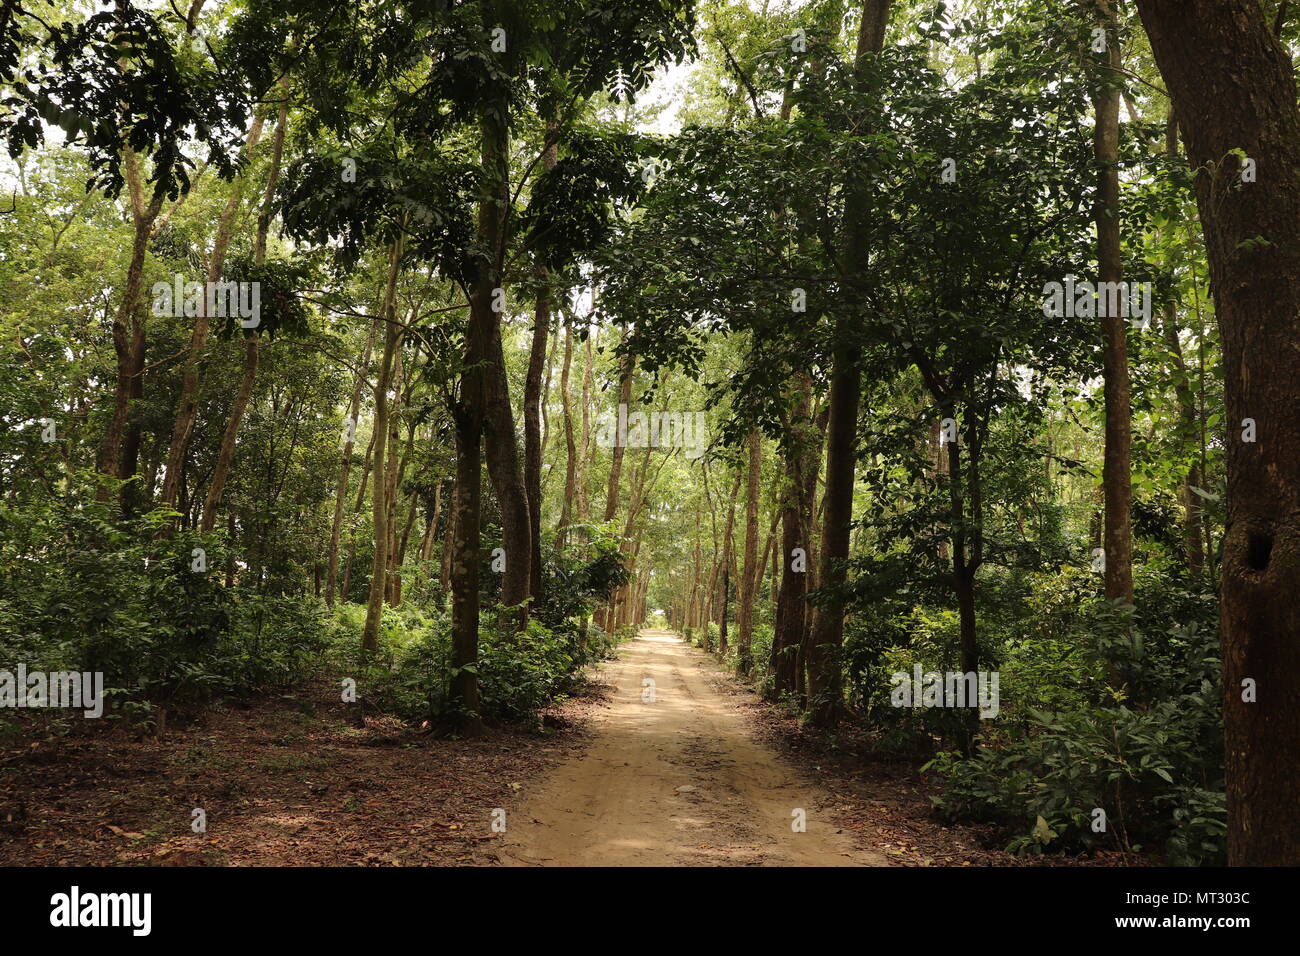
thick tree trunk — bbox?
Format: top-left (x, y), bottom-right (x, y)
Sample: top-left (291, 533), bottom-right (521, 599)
top-left (773, 374), bottom-right (814, 696)
top-left (444, 65), bottom-right (521, 721)
top-left (477, 107), bottom-right (532, 621)
top-left (450, 419), bottom-right (484, 733)
top-left (807, 0), bottom-right (893, 728)
top-left (1136, 0), bottom-right (1300, 866)
top-left (523, 281), bottom-right (549, 604)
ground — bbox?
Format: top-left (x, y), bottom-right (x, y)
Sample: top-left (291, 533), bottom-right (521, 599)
top-left (499, 629), bottom-right (884, 866)
top-left (0, 629), bottom-right (1130, 866)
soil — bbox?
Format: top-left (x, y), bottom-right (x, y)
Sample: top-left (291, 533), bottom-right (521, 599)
top-left (0, 628), bottom-right (1135, 867)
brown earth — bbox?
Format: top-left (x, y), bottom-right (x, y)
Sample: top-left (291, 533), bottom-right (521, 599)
top-left (0, 628), bottom-right (1132, 867)
top-left (498, 629), bottom-right (888, 866)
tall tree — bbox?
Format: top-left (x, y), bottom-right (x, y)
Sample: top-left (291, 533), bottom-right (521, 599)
top-left (523, 127), bottom-right (559, 603)
top-left (1136, 0), bottom-right (1300, 867)
top-left (326, 317), bottom-right (378, 605)
top-left (1080, 0), bottom-right (1134, 604)
top-left (736, 425), bottom-right (761, 673)
top-left (200, 73), bottom-right (294, 532)
top-left (360, 236), bottom-right (405, 656)
top-left (807, 0), bottom-right (893, 728)
top-left (160, 109), bottom-right (270, 510)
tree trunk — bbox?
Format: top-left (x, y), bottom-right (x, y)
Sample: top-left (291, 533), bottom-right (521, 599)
top-left (523, 130), bottom-right (558, 604)
top-left (556, 322), bottom-right (577, 551)
top-left (159, 110), bottom-right (269, 508)
top-left (1136, 0), bottom-right (1300, 867)
top-left (450, 417), bottom-right (484, 733)
top-left (717, 473), bottom-right (741, 654)
top-left (1083, 0), bottom-right (1134, 604)
top-left (199, 78), bottom-right (291, 533)
top-left (604, 348), bottom-right (635, 522)
top-left (326, 318), bottom-right (378, 605)
top-left (381, 358), bottom-right (407, 605)
top-left (441, 476), bottom-right (455, 594)
top-left (360, 238), bottom-right (404, 656)
top-left (97, 148), bottom-right (163, 500)
top-left (944, 404), bottom-right (984, 754)
top-left (807, 0), bottom-right (893, 728)
top-left (577, 332), bottom-right (594, 522)
top-left (736, 427), bottom-right (762, 673)
top-left (773, 374), bottom-right (814, 696)
top-left (596, 345), bottom-right (636, 631)
top-left (477, 107), bottom-right (532, 621)
top-left (199, 335), bottom-right (258, 532)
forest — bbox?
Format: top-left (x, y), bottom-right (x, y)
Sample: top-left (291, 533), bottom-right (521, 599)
top-left (0, 0), bottom-right (1296, 882)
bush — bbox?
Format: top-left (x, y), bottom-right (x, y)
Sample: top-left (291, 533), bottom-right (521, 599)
top-left (924, 568), bottom-right (1225, 865)
top-left (350, 609), bottom-right (619, 725)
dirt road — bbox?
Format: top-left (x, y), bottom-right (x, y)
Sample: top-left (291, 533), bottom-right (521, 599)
top-left (497, 629), bottom-right (888, 866)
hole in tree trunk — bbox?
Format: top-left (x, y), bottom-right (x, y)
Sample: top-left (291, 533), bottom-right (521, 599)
top-left (1246, 533), bottom-right (1273, 571)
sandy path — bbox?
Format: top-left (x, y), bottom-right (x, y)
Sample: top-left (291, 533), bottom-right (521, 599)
top-left (497, 629), bottom-right (888, 866)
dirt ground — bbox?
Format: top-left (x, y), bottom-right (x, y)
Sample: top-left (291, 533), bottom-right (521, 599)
top-left (0, 678), bottom-right (594, 866)
top-left (0, 628), bottom-right (1130, 867)
top-left (498, 629), bottom-right (886, 866)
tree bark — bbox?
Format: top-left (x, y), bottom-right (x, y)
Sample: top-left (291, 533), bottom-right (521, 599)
top-left (1083, 0), bottom-right (1135, 604)
top-left (577, 332), bottom-right (594, 522)
top-left (604, 347), bottom-right (635, 522)
top-left (477, 107), bottom-right (532, 621)
top-left (326, 318), bottom-right (378, 605)
top-left (200, 77), bottom-right (291, 533)
top-left (1136, 0), bottom-right (1300, 867)
top-left (523, 130), bottom-right (558, 603)
top-left (717, 472), bottom-right (742, 654)
top-left (450, 415), bottom-right (484, 732)
top-left (773, 373), bottom-right (815, 696)
top-left (807, 0), bottom-right (893, 728)
top-left (736, 427), bottom-right (762, 673)
top-left (97, 148), bottom-right (163, 501)
top-left (360, 237), bottom-right (404, 655)
top-left (159, 110), bottom-right (269, 508)
top-left (556, 322), bottom-right (577, 551)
